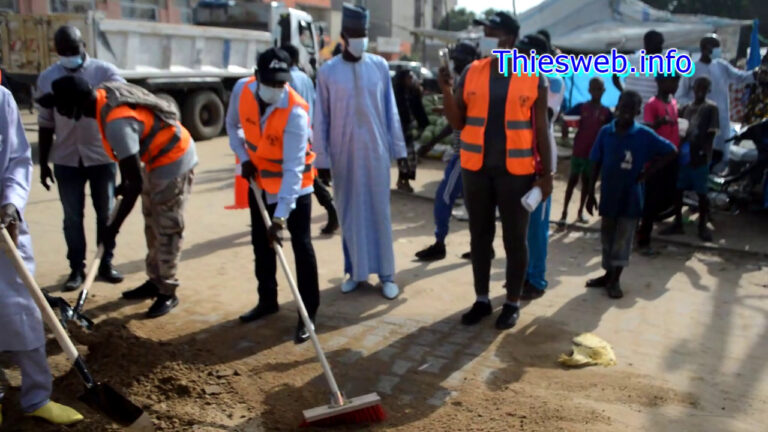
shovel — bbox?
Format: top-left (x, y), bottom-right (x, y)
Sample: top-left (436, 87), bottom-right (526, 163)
top-left (0, 225), bottom-right (152, 430)
top-left (72, 196), bottom-right (123, 321)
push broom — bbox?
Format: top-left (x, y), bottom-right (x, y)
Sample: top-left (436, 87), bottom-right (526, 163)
top-left (0, 225), bottom-right (152, 430)
top-left (249, 180), bottom-right (385, 426)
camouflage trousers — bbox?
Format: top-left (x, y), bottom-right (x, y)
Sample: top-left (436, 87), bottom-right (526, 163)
top-left (142, 169), bottom-right (194, 295)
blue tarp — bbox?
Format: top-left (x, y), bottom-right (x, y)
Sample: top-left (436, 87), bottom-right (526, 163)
top-left (563, 73), bottom-right (622, 110)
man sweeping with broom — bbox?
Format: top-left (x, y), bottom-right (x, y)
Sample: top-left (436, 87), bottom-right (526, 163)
top-left (0, 81), bottom-right (83, 426)
top-left (38, 75), bottom-right (197, 319)
top-left (225, 47), bottom-right (320, 344)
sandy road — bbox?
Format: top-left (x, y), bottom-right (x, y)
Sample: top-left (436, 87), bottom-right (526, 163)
top-left (1, 132), bottom-right (767, 431)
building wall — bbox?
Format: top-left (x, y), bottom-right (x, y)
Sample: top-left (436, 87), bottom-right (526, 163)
top-left (13, 0), bottom-right (192, 23)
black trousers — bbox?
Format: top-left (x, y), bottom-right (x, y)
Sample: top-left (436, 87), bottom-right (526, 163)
top-left (248, 190), bottom-right (319, 318)
top-left (313, 178), bottom-right (334, 211)
top-left (638, 161), bottom-right (678, 247)
top-left (462, 166), bottom-right (534, 299)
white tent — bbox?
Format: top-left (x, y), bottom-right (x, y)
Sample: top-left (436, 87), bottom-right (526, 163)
top-left (519, 0), bottom-right (750, 54)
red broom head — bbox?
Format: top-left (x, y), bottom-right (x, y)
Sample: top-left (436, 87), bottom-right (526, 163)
top-left (300, 403), bottom-right (386, 427)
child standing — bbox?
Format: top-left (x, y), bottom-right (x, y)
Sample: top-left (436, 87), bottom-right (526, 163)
top-left (558, 78), bottom-right (613, 226)
top-left (586, 91), bottom-right (677, 299)
top-left (637, 75), bottom-right (681, 254)
top-left (661, 76), bottom-right (719, 241)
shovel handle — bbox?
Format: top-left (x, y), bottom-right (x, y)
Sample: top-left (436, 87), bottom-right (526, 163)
top-left (248, 181), bottom-right (345, 406)
top-left (74, 197), bottom-right (121, 315)
top-left (0, 226), bottom-right (81, 363)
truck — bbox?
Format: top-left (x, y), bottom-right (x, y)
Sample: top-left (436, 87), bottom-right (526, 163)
top-left (0, 7), bottom-right (320, 140)
top-left (194, 0), bottom-right (323, 76)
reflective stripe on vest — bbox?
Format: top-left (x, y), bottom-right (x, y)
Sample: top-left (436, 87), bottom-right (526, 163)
top-left (459, 57), bottom-right (538, 175)
top-left (237, 77), bottom-right (315, 194)
top-left (95, 89), bottom-right (191, 170)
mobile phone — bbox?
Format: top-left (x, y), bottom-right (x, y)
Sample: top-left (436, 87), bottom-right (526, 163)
top-left (439, 48), bottom-right (449, 68)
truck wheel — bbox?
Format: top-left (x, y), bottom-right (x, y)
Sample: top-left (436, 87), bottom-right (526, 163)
top-left (156, 93), bottom-right (181, 121)
top-left (182, 90), bottom-right (224, 140)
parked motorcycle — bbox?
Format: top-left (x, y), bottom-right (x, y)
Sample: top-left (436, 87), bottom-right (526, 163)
top-left (709, 118), bottom-right (768, 212)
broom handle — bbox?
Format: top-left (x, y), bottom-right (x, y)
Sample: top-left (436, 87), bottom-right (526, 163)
top-left (0, 227), bottom-right (81, 364)
top-left (74, 196), bottom-right (122, 314)
top-left (249, 181), bottom-right (345, 405)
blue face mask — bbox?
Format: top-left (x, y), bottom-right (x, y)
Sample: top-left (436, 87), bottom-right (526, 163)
top-left (59, 54), bottom-right (84, 70)
top-left (346, 37), bottom-right (368, 58)
top-left (711, 47), bottom-right (722, 60)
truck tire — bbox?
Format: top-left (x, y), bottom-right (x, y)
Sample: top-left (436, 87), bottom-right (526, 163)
top-left (156, 93), bottom-right (181, 121)
top-left (182, 90), bottom-right (224, 140)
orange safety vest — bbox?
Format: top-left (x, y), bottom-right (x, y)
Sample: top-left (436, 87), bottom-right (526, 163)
top-left (238, 77), bottom-right (315, 194)
top-left (459, 57), bottom-right (539, 175)
top-left (95, 89), bottom-right (191, 170)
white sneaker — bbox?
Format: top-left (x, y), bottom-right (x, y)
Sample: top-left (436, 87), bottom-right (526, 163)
top-left (381, 281), bottom-right (400, 300)
top-left (341, 278), bottom-right (360, 293)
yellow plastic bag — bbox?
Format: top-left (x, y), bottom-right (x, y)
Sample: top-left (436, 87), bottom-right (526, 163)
top-left (558, 333), bottom-right (616, 367)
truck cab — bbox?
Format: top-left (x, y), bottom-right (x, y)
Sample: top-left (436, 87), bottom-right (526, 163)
top-left (194, 1), bottom-right (320, 75)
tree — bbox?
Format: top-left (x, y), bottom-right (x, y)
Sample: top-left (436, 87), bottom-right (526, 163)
top-left (437, 7), bottom-right (476, 31)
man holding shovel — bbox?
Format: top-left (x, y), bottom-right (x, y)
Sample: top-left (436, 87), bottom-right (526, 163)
top-left (39, 76), bottom-right (197, 319)
top-left (226, 47), bottom-right (320, 344)
top-left (0, 84), bottom-right (83, 425)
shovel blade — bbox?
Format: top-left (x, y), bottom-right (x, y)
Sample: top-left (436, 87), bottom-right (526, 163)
top-left (79, 383), bottom-right (151, 429)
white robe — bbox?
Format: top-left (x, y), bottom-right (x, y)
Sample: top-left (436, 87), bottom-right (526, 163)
top-left (0, 87), bottom-right (43, 352)
top-left (313, 54), bottom-right (407, 281)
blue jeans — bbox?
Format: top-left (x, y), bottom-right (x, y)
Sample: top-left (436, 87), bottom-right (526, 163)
top-left (526, 197), bottom-right (551, 291)
top-left (54, 163), bottom-right (116, 271)
top-left (434, 153), bottom-right (463, 242)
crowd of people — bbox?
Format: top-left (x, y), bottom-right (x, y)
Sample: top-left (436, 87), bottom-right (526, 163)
top-left (1, 4), bottom-right (767, 427)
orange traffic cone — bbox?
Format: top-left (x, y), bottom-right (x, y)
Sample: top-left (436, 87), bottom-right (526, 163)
top-left (225, 158), bottom-right (250, 210)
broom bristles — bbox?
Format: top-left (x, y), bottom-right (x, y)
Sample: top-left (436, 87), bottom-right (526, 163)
top-left (300, 404), bottom-right (386, 427)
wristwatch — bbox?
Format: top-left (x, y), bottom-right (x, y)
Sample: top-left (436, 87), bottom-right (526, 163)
top-left (272, 217), bottom-right (287, 228)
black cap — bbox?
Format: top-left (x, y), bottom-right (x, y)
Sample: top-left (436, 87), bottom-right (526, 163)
top-left (516, 33), bottom-right (549, 54)
top-left (451, 41), bottom-right (479, 61)
top-left (473, 11), bottom-right (519, 36)
top-left (257, 48), bottom-right (292, 84)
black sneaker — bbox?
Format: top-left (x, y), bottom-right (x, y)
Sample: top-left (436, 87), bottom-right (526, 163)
top-left (461, 301), bottom-right (492, 326)
top-left (294, 317), bottom-right (314, 345)
top-left (495, 303), bottom-right (520, 330)
top-left (585, 274), bottom-right (608, 288)
top-left (239, 302), bottom-right (279, 323)
top-left (520, 282), bottom-right (545, 301)
top-left (62, 269), bottom-right (85, 292)
top-left (415, 242), bottom-right (446, 261)
top-left (122, 280), bottom-right (159, 300)
top-left (146, 294), bottom-right (179, 318)
top-left (320, 208), bottom-right (339, 235)
top-left (98, 263), bottom-right (124, 284)
top-left (607, 283), bottom-right (624, 299)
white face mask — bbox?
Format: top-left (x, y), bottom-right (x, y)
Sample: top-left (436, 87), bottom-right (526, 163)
top-left (346, 37), bottom-right (368, 58)
top-left (59, 54), bottom-right (84, 70)
top-left (258, 83), bottom-right (284, 105)
top-left (711, 47), bottom-right (722, 60)
top-left (478, 37), bottom-right (499, 57)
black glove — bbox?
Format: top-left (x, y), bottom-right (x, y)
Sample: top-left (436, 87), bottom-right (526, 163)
top-left (267, 223), bottom-right (283, 247)
top-left (397, 158), bottom-right (411, 176)
top-left (103, 223), bottom-right (118, 251)
top-left (40, 164), bottom-right (55, 191)
top-left (317, 169), bottom-right (332, 186)
top-left (0, 203), bottom-right (20, 246)
top-left (241, 160), bottom-right (257, 180)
